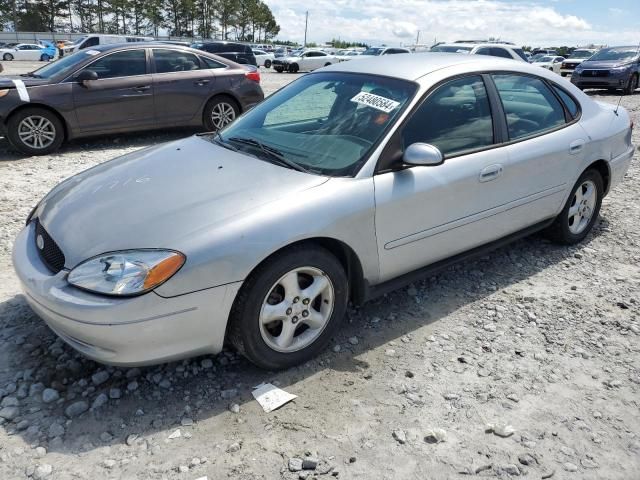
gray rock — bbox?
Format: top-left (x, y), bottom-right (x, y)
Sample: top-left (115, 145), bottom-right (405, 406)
top-left (226, 441), bottom-right (241, 453)
top-left (392, 429), bottom-right (407, 444)
top-left (32, 463), bottom-right (53, 480)
top-left (289, 458), bottom-right (303, 472)
top-left (42, 389), bottom-right (60, 404)
top-left (100, 432), bottom-right (114, 442)
top-left (0, 406), bottom-right (19, 420)
top-left (581, 458), bottom-right (599, 469)
top-left (518, 453), bottom-right (538, 466)
top-left (65, 400), bottom-right (89, 418)
top-left (332, 344), bottom-right (341, 353)
top-left (563, 462), bottom-right (578, 472)
top-left (29, 383), bottom-right (45, 398)
top-left (500, 464), bottom-right (520, 476)
top-left (443, 393), bottom-right (460, 400)
top-left (181, 417), bottom-right (194, 426)
top-left (91, 371), bottom-right (110, 386)
top-left (348, 336), bottom-right (359, 345)
top-left (178, 465), bottom-right (189, 473)
top-left (125, 368), bottom-right (141, 379)
top-left (487, 423), bottom-right (515, 437)
top-left (1, 395), bottom-right (18, 407)
top-left (34, 447), bottom-right (47, 458)
top-left (221, 388), bottom-right (238, 399)
top-left (16, 419), bottom-right (30, 431)
top-left (48, 423), bottom-right (65, 438)
top-left (424, 428), bottom-right (447, 444)
top-left (109, 388), bottom-right (121, 399)
top-left (302, 456), bottom-right (319, 470)
top-left (127, 381), bottom-right (139, 391)
top-left (103, 459), bottom-right (117, 469)
top-left (201, 358), bottom-right (213, 369)
top-left (229, 403), bottom-right (240, 413)
top-left (126, 434), bottom-right (138, 446)
top-left (92, 393), bottom-right (108, 410)
top-left (159, 379), bottom-right (171, 389)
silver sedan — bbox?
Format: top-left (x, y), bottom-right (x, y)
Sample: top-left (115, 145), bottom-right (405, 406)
top-left (13, 54), bottom-right (634, 369)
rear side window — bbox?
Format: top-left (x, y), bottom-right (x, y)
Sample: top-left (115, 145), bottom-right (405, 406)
top-left (492, 74), bottom-right (566, 140)
top-left (491, 48), bottom-right (513, 59)
top-left (87, 50), bottom-right (147, 79)
top-left (153, 49), bottom-right (201, 73)
top-left (201, 57), bottom-right (226, 69)
top-left (402, 75), bottom-right (494, 157)
top-left (551, 84), bottom-right (579, 118)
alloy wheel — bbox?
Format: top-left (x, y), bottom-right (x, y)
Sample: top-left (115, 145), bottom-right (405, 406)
top-left (259, 266), bottom-right (335, 353)
top-left (210, 102), bottom-right (236, 129)
top-left (568, 180), bottom-right (597, 234)
top-left (17, 116), bottom-right (56, 150)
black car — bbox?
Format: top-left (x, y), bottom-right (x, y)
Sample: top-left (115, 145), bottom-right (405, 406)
top-left (0, 44), bottom-right (264, 155)
top-left (191, 41), bottom-right (257, 66)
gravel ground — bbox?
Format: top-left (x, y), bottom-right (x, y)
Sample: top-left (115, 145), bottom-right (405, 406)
top-left (0, 59), bottom-right (639, 480)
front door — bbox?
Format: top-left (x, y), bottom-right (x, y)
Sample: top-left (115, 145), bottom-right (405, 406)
top-left (151, 48), bottom-right (215, 126)
top-left (71, 49), bottom-right (154, 133)
top-left (374, 75), bottom-right (518, 282)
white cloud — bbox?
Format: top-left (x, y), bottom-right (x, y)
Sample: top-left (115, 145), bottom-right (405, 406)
top-left (264, 0), bottom-right (638, 47)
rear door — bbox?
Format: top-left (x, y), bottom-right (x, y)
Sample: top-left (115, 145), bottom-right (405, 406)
top-left (71, 48), bottom-right (155, 133)
top-left (151, 48), bottom-right (215, 126)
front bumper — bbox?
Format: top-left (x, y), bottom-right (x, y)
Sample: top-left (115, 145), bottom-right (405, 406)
top-left (571, 73), bottom-right (630, 89)
top-left (12, 222), bottom-right (241, 366)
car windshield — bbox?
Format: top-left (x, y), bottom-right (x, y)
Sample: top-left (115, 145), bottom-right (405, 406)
top-left (73, 36), bottom-right (87, 45)
top-left (535, 56), bottom-right (553, 62)
top-left (210, 72), bottom-right (416, 176)
top-left (569, 50), bottom-right (594, 59)
top-left (589, 48), bottom-right (639, 62)
top-left (30, 50), bottom-right (96, 79)
top-left (430, 45), bottom-right (472, 53)
top-left (362, 48), bottom-right (385, 56)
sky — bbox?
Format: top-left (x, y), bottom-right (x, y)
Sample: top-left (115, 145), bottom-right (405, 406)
top-left (264, 0), bottom-right (640, 47)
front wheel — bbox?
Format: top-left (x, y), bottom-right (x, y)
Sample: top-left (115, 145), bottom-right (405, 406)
top-left (289, 63), bottom-right (299, 73)
top-left (202, 96), bottom-right (239, 131)
top-left (624, 74), bottom-right (638, 95)
top-left (228, 245), bottom-right (348, 370)
top-left (7, 107), bottom-right (65, 155)
top-left (544, 169), bottom-right (603, 245)
top-left (3, 53), bottom-right (13, 61)
top-left (40, 54), bottom-right (50, 61)
top-left (275, 67), bottom-right (283, 73)
top-left (264, 59), bottom-right (271, 68)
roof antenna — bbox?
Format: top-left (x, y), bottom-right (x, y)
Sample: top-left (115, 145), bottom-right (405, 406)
top-left (614, 40), bottom-right (640, 116)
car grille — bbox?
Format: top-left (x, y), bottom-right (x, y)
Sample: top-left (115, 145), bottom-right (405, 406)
top-left (272, 59), bottom-right (284, 65)
top-left (35, 220), bottom-right (66, 273)
top-left (561, 63), bottom-right (577, 70)
top-left (581, 70), bottom-right (609, 77)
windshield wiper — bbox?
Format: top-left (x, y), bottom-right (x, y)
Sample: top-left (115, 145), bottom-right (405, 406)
top-left (210, 132), bottom-right (239, 152)
top-left (21, 72), bottom-right (41, 78)
top-left (228, 136), bottom-right (311, 173)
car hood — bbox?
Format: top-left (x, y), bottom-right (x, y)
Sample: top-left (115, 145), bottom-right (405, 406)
top-left (0, 75), bottom-right (52, 88)
top-left (36, 135), bottom-right (329, 268)
top-left (579, 60), bottom-right (630, 69)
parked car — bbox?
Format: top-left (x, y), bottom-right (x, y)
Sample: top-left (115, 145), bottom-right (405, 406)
top-left (531, 48), bottom-right (558, 57)
top-left (571, 46), bottom-right (640, 94)
top-left (63, 34), bottom-right (153, 55)
top-left (430, 42), bottom-right (527, 61)
top-left (13, 53), bottom-right (634, 369)
top-left (351, 46), bottom-right (411, 58)
top-left (274, 47), bottom-right (292, 58)
top-left (335, 51), bottom-right (362, 61)
top-left (253, 49), bottom-right (275, 68)
top-left (533, 55), bottom-right (565, 74)
top-left (0, 44), bottom-right (263, 155)
top-left (560, 49), bottom-right (597, 77)
top-left (191, 41), bottom-right (257, 66)
top-left (0, 43), bottom-right (58, 61)
top-left (272, 49), bottom-right (336, 73)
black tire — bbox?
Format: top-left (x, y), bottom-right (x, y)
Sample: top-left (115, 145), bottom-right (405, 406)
top-left (561, 73), bottom-right (567, 77)
top-left (264, 59), bottom-right (271, 68)
top-left (40, 54), bottom-right (50, 61)
top-left (275, 67), bottom-right (283, 73)
top-left (324, 62), bottom-right (332, 67)
top-left (7, 107), bottom-right (65, 155)
top-left (624, 74), bottom-right (638, 95)
top-left (228, 244), bottom-right (348, 370)
top-left (202, 95), bottom-right (239, 131)
top-left (3, 53), bottom-right (13, 61)
top-left (544, 169), bottom-right (603, 245)
top-left (290, 63), bottom-right (299, 73)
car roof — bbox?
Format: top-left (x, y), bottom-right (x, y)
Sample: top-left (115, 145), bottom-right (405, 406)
top-left (322, 52), bottom-right (524, 81)
top-left (439, 43), bottom-right (517, 49)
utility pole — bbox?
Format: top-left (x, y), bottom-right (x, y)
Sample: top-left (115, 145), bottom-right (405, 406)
top-left (415, 30), bottom-right (420, 46)
top-left (304, 11), bottom-right (308, 47)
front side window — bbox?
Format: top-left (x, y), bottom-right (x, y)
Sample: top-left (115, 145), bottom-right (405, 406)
top-left (402, 75), bottom-right (494, 157)
top-left (475, 47), bottom-right (492, 56)
top-left (214, 72), bottom-right (416, 176)
top-left (83, 37), bottom-right (99, 48)
top-left (86, 50), bottom-right (146, 79)
top-left (492, 74), bottom-right (566, 140)
top-left (153, 49), bottom-right (201, 73)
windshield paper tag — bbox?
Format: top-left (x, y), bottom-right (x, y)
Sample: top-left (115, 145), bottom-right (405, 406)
top-left (12, 80), bottom-right (30, 102)
top-left (350, 91), bottom-right (400, 113)
top-left (85, 50), bottom-right (100, 56)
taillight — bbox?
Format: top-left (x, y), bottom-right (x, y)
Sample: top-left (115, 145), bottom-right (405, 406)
top-left (245, 70), bottom-right (260, 83)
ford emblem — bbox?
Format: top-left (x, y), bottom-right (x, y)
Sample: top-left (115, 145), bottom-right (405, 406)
top-left (36, 234), bottom-right (45, 250)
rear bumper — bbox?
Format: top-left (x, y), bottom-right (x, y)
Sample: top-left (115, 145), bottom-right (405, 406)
top-left (12, 222), bottom-right (241, 366)
top-left (608, 145), bottom-right (635, 192)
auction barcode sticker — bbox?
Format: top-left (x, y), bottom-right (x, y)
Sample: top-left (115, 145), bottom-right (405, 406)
top-left (350, 91), bottom-right (400, 113)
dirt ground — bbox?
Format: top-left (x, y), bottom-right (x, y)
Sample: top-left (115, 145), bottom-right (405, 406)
top-left (0, 60), bottom-right (639, 480)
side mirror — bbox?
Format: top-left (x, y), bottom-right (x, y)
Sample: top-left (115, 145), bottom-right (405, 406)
top-left (403, 143), bottom-right (443, 167)
top-left (76, 69), bottom-right (98, 87)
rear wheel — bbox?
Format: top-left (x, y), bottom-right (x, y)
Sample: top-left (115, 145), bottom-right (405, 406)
top-left (544, 169), bottom-right (603, 245)
top-left (289, 63), bottom-right (299, 73)
top-left (40, 54), bottom-right (50, 61)
top-left (275, 67), bottom-right (283, 73)
top-left (264, 59), bottom-right (271, 68)
top-left (624, 73), bottom-right (638, 95)
top-left (3, 53), bottom-right (13, 61)
top-left (228, 245), bottom-right (348, 370)
top-left (7, 107), bottom-right (65, 155)
top-left (202, 96), bottom-right (239, 131)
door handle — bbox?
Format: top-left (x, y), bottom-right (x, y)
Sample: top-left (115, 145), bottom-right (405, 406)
top-left (133, 85), bottom-right (151, 92)
top-left (194, 79), bottom-right (210, 86)
top-left (479, 164), bottom-right (503, 183)
top-left (569, 139), bottom-right (585, 155)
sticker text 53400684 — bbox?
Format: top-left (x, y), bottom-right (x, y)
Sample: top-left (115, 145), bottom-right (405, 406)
top-left (350, 91), bottom-right (400, 113)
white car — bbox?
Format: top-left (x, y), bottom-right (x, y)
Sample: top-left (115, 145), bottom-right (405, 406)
top-left (431, 42), bottom-right (527, 62)
top-left (273, 50), bottom-right (337, 73)
top-left (336, 51), bottom-right (362, 62)
top-left (1, 43), bottom-right (56, 61)
top-left (533, 55), bottom-right (565, 74)
top-left (349, 46), bottom-right (411, 60)
top-left (253, 49), bottom-right (275, 68)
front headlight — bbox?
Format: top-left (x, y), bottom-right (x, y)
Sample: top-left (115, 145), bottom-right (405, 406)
top-left (68, 250), bottom-right (185, 296)
top-left (610, 65), bottom-right (630, 74)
